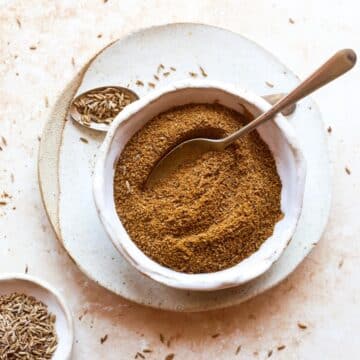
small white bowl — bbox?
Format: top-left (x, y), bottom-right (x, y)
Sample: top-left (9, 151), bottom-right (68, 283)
top-left (0, 273), bottom-right (73, 359)
top-left (93, 80), bottom-right (306, 291)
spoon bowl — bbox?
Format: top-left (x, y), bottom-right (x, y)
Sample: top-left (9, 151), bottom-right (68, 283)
top-left (69, 86), bottom-right (139, 132)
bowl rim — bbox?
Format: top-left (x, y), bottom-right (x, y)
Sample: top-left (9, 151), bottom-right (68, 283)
top-left (0, 273), bottom-right (74, 359)
top-left (93, 80), bottom-right (306, 291)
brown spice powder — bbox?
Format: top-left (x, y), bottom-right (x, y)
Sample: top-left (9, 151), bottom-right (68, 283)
top-left (114, 104), bottom-right (282, 273)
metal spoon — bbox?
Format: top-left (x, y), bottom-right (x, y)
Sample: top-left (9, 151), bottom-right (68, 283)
top-left (146, 49), bottom-right (356, 188)
top-left (69, 86), bottom-right (139, 132)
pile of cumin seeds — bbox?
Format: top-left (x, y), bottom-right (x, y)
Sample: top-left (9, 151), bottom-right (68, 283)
top-left (73, 87), bottom-right (136, 126)
top-left (0, 293), bottom-right (58, 359)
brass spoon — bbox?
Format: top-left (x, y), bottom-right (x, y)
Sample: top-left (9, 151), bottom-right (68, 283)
top-left (146, 49), bottom-right (356, 188)
top-left (69, 86), bottom-right (139, 132)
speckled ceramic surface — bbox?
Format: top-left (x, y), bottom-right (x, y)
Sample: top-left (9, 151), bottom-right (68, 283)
top-left (0, 274), bottom-right (74, 359)
top-left (38, 23), bottom-right (331, 311)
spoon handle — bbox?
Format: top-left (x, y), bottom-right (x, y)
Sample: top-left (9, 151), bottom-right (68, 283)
top-left (222, 49), bottom-right (356, 147)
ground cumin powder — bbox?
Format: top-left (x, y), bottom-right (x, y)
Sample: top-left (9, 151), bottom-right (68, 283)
top-left (114, 104), bottom-right (282, 273)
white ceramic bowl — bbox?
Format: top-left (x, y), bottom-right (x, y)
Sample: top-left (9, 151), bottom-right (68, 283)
top-left (0, 273), bottom-right (73, 359)
top-left (93, 80), bottom-right (306, 291)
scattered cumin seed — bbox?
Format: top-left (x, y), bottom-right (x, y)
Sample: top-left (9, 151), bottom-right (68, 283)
top-left (25, 264), bottom-right (28, 273)
top-left (80, 137), bottom-right (89, 144)
top-left (1, 136), bottom-right (7, 146)
top-left (29, 45), bottom-right (37, 50)
top-left (100, 334), bottom-right (108, 344)
top-left (97, 34), bottom-right (102, 38)
top-left (125, 180), bottom-right (131, 193)
top-left (157, 64), bottom-right (165, 73)
top-left (16, 17), bottom-right (22, 28)
top-left (268, 350), bottom-right (273, 357)
top-left (297, 322), bottom-right (308, 329)
top-left (170, 67), bottom-right (176, 71)
top-left (0, 146), bottom-right (2, 151)
top-left (45, 96), bottom-right (49, 108)
top-left (154, 74), bottom-right (160, 81)
top-left (211, 333), bottom-right (220, 338)
top-left (148, 82), bottom-right (156, 88)
top-left (289, 17), bottom-right (295, 24)
top-left (160, 333), bottom-right (165, 343)
top-left (136, 80), bottom-right (144, 86)
top-left (71, 57), bottom-right (75, 66)
top-left (277, 345), bottom-right (286, 351)
top-left (104, 0), bottom-right (108, 2)
top-left (327, 126), bottom-right (332, 133)
top-left (163, 72), bottom-right (170, 77)
top-left (265, 81), bottom-right (274, 88)
top-left (165, 354), bottom-right (175, 360)
top-left (345, 167), bottom-right (351, 175)
top-left (0, 201), bottom-right (7, 206)
top-left (338, 258), bottom-right (344, 268)
top-left (136, 352), bottom-right (145, 359)
top-left (235, 345), bottom-right (242, 355)
top-left (78, 309), bottom-right (88, 321)
top-left (189, 71), bottom-right (197, 77)
top-left (199, 66), bottom-right (208, 77)
top-left (143, 349), bottom-right (152, 353)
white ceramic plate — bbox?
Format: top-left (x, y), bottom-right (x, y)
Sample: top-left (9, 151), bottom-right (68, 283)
top-left (38, 23), bottom-right (331, 311)
top-left (0, 274), bottom-right (73, 359)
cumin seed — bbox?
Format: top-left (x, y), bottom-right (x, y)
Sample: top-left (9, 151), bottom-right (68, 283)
top-left (100, 334), bottom-right (108, 344)
top-left (199, 66), bottom-right (208, 77)
top-left (297, 322), bottom-right (308, 329)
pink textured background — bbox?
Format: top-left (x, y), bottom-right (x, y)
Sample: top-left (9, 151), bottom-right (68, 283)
top-left (0, 1), bottom-right (359, 359)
